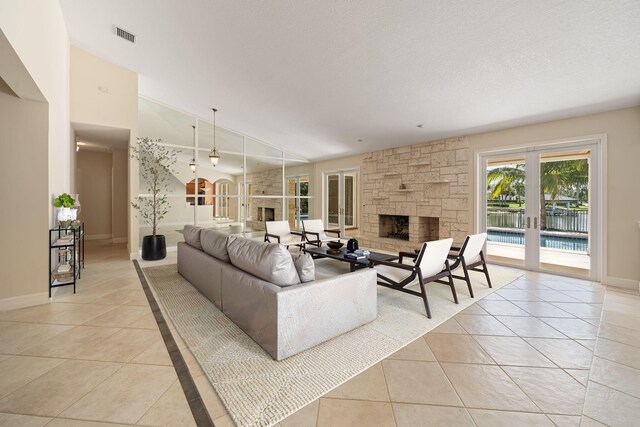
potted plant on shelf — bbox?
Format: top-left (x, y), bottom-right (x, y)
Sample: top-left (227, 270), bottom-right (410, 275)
top-left (131, 137), bottom-right (178, 260)
top-left (54, 193), bottom-right (77, 227)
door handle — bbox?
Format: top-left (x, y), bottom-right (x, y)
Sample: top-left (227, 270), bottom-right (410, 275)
top-left (526, 217), bottom-right (530, 229)
top-left (534, 217), bottom-right (538, 229)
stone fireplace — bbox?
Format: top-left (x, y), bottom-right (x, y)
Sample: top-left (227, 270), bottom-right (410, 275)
top-left (358, 136), bottom-right (470, 252)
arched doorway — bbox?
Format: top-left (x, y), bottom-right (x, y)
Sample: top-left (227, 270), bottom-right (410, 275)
top-left (186, 178), bottom-right (213, 205)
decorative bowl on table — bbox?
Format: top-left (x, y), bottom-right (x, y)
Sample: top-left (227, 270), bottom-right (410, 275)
top-left (326, 241), bottom-right (344, 254)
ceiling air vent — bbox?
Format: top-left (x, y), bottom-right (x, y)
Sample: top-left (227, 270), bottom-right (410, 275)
top-left (114, 26), bottom-right (136, 43)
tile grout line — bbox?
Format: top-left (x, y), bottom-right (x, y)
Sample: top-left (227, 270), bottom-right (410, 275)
top-left (133, 260), bottom-right (214, 427)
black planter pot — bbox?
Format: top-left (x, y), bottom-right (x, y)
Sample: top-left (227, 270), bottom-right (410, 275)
top-left (141, 235), bottom-right (166, 261)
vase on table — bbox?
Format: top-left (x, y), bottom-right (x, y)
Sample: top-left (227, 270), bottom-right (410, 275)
top-left (57, 207), bottom-right (73, 228)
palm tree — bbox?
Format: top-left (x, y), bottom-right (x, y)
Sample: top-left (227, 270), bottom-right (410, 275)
top-left (487, 159), bottom-right (588, 229)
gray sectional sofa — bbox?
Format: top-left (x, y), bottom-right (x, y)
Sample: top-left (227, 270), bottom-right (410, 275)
top-left (177, 225), bottom-right (377, 360)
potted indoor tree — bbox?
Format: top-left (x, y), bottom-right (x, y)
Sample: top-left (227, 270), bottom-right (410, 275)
top-left (131, 137), bottom-right (178, 260)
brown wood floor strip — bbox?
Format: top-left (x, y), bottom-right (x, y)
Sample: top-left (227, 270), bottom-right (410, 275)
top-left (133, 260), bottom-right (215, 427)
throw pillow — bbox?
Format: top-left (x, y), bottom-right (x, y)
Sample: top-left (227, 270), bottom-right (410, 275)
top-left (292, 252), bottom-right (315, 283)
top-left (226, 236), bottom-right (301, 287)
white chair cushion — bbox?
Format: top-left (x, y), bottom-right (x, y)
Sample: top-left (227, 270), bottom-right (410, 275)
top-left (461, 233), bottom-right (487, 264)
top-left (417, 238), bottom-right (454, 277)
top-left (302, 219), bottom-right (324, 234)
top-left (266, 221), bottom-right (292, 238)
top-left (375, 264), bottom-right (417, 285)
top-left (278, 234), bottom-right (303, 246)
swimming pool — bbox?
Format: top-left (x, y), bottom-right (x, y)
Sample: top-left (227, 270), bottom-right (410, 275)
top-left (488, 230), bottom-right (588, 253)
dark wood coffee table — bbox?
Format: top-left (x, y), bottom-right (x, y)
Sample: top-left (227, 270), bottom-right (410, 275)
top-left (305, 246), bottom-right (398, 272)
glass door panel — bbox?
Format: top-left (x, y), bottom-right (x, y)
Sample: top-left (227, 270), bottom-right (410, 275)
top-left (485, 156), bottom-right (526, 266)
top-left (327, 174), bottom-right (340, 228)
top-left (344, 174), bottom-right (356, 228)
top-left (538, 150), bottom-right (591, 277)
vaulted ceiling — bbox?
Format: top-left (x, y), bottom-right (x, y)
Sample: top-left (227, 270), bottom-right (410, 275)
top-left (60, 0), bottom-right (640, 161)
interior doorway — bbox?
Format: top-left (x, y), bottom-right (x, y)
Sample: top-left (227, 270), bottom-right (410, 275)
top-left (74, 123), bottom-right (130, 244)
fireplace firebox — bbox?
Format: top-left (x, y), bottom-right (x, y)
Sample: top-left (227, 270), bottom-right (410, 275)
top-left (379, 215), bottom-right (410, 240)
top-left (378, 215), bottom-right (439, 242)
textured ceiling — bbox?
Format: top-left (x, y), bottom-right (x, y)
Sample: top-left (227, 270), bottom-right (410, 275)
top-left (59, 0), bottom-right (640, 161)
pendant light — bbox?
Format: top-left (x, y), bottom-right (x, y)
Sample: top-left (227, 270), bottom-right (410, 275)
top-left (189, 125), bottom-right (197, 172)
top-left (209, 107), bottom-right (220, 166)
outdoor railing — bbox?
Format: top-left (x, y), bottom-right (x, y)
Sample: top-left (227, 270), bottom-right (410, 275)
top-left (487, 208), bottom-right (588, 233)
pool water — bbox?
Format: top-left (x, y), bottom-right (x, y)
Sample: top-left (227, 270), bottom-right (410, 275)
top-left (488, 230), bottom-right (588, 253)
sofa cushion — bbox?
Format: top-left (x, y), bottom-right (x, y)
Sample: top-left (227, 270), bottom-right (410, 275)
top-left (183, 225), bottom-right (203, 250)
top-left (227, 236), bottom-right (300, 287)
top-left (201, 229), bottom-right (230, 262)
top-left (292, 253), bottom-right (315, 283)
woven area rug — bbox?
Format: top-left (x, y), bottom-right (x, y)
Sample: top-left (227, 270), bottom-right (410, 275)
top-left (142, 261), bottom-right (522, 427)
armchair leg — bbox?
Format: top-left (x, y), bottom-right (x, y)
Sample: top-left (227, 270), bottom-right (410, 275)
top-left (417, 271), bottom-right (432, 319)
top-left (480, 251), bottom-right (492, 288)
top-left (461, 259), bottom-right (475, 298)
top-left (447, 266), bottom-right (458, 304)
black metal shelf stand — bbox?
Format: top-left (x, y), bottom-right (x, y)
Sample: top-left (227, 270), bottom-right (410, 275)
top-left (48, 223), bottom-right (85, 298)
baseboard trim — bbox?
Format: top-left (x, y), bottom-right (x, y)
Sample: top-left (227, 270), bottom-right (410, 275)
top-left (603, 275), bottom-right (640, 290)
top-left (112, 237), bottom-right (128, 243)
top-left (0, 292), bottom-right (49, 313)
top-left (86, 234), bottom-right (112, 241)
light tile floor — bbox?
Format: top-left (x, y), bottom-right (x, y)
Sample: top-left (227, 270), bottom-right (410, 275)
top-left (1, 241), bottom-right (639, 427)
top-left (0, 241), bottom-right (196, 426)
top-left (278, 271), bottom-right (640, 427)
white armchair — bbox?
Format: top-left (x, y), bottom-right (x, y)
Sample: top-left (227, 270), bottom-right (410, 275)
top-left (264, 221), bottom-right (305, 249)
top-left (448, 233), bottom-right (492, 298)
top-left (375, 238), bottom-right (456, 318)
top-left (301, 219), bottom-right (341, 247)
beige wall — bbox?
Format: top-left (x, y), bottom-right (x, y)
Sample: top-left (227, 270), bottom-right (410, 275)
top-left (467, 106), bottom-right (640, 285)
top-left (0, 82), bottom-right (49, 306)
top-left (77, 151), bottom-right (113, 238)
top-left (70, 47), bottom-right (138, 130)
top-left (0, 0), bottom-right (71, 225)
top-left (0, 0), bottom-right (71, 310)
top-left (70, 46), bottom-right (138, 248)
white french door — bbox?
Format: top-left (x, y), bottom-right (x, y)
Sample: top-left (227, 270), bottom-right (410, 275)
top-left (479, 139), bottom-right (602, 281)
top-left (324, 169), bottom-right (358, 234)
